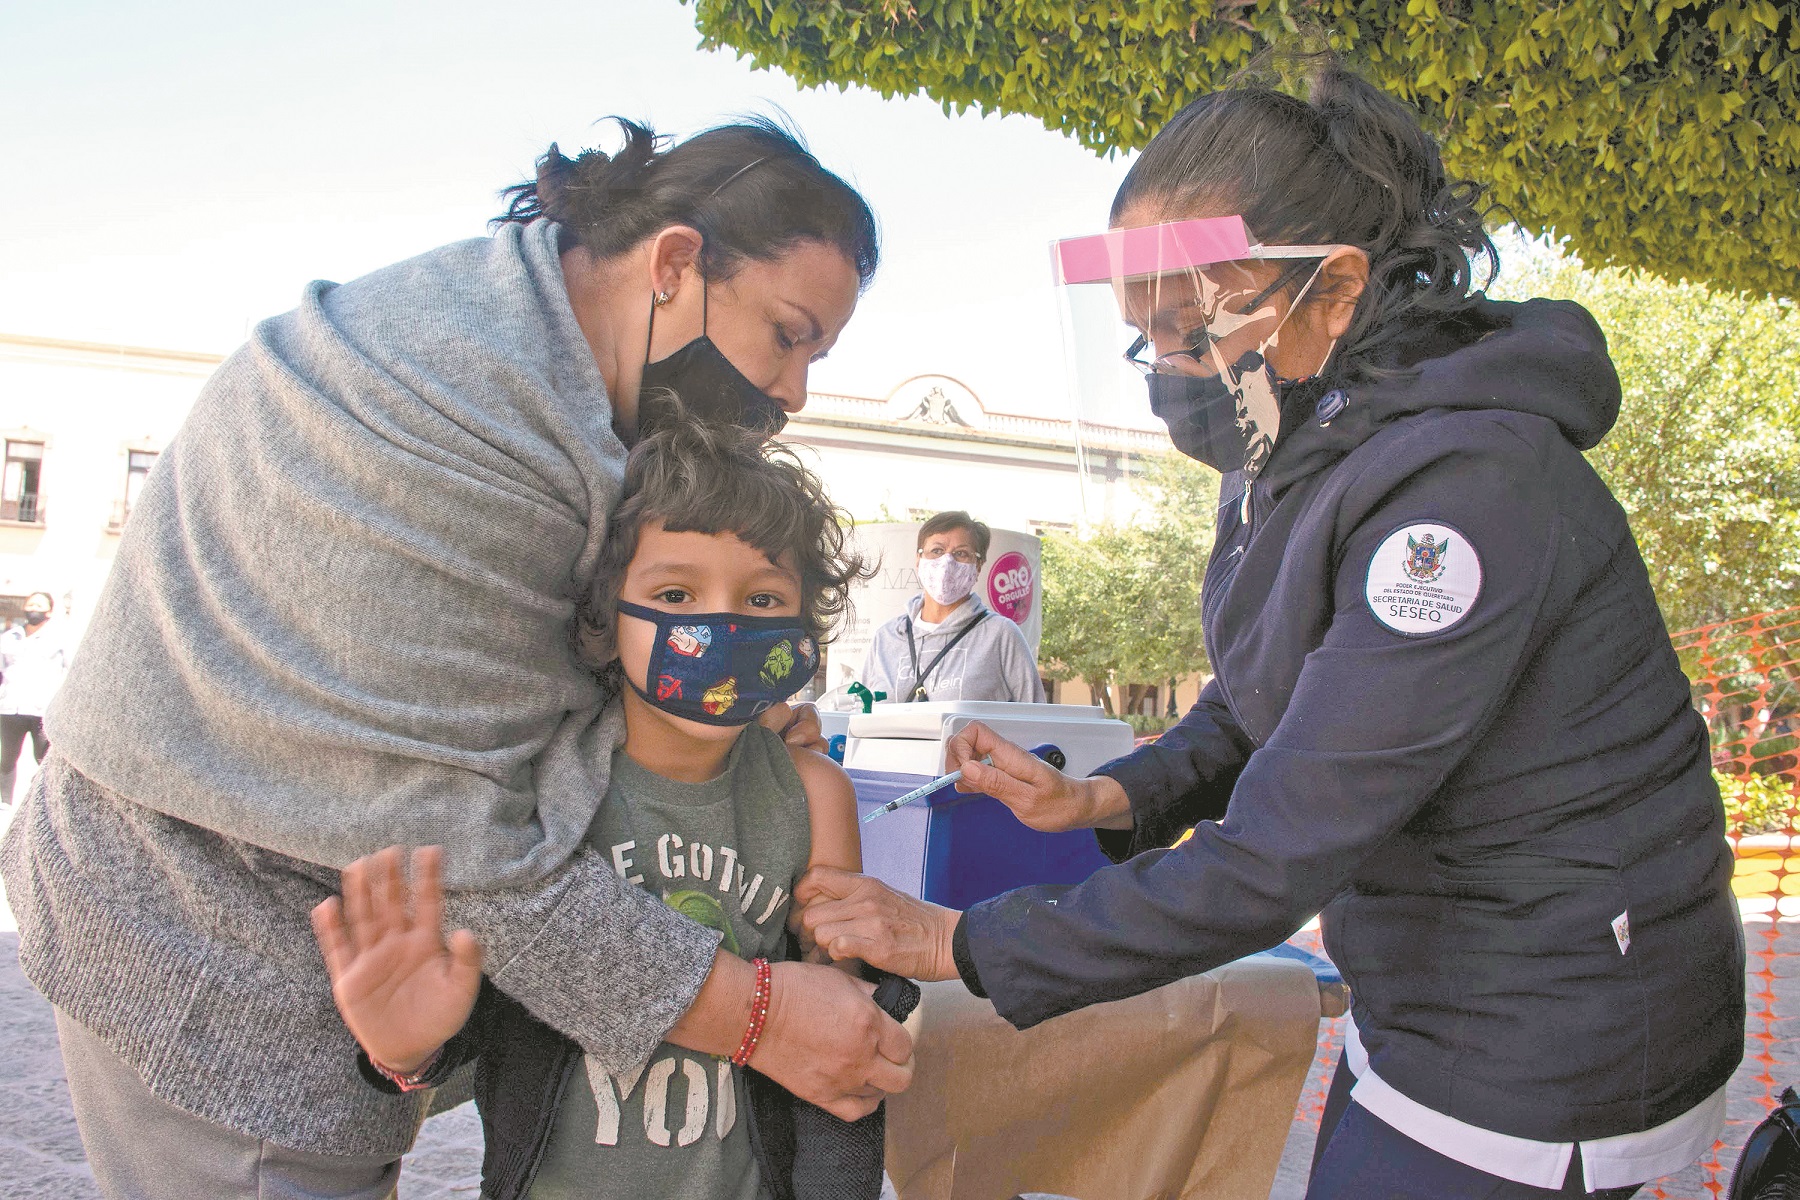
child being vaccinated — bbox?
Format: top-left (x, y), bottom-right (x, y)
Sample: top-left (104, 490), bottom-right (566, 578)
top-left (311, 417), bottom-right (913, 1200)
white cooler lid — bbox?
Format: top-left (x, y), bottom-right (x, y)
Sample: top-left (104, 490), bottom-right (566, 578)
top-left (848, 700), bottom-right (1111, 740)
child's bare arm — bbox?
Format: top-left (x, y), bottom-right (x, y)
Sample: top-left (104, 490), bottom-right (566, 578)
top-left (310, 846), bottom-right (484, 1073)
top-left (788, 748), bottom-right (863, 971)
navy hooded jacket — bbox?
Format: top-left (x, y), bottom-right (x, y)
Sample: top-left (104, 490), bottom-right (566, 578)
top-left (959, 297), bottom-right (1744, 1143)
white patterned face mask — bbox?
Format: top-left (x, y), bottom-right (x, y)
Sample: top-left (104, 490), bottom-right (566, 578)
top-left (1132, 259), bottom-right (1329, 478)
top-left (917, 554), bottom-right (979, 606)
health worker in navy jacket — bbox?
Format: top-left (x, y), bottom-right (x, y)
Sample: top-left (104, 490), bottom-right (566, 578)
top-left (798, 56), bottom-right (1744, 1200)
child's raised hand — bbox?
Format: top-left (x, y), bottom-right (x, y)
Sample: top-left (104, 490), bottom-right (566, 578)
top-left (310, 846), bottom-right (483, 1073)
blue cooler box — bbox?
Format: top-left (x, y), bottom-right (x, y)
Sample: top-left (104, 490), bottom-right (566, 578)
top-left (850, 767), bottom-right (1112, 911)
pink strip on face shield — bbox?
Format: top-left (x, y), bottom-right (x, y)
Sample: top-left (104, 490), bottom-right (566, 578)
top-left (1052, 215), bottom-right (1252, 284)
top-left (1051, 215), bottom-right (1339, 284)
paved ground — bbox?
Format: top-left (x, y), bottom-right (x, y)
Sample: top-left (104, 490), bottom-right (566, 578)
top-left (1, 783), bottom-right (1787, 1198)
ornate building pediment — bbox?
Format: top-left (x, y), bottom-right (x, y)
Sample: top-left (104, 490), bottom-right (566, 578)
top-left (884, 375), bottom-right (985, 429)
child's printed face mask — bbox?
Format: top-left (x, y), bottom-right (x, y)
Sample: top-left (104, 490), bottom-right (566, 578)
top-left (615, 600), bottom-right (819, 727)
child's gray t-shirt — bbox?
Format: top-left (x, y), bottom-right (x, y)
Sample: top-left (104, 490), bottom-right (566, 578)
top-left (528, 723), bottom-right (813, 1200)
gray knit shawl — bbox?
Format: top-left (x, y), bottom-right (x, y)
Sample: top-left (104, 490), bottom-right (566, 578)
top-left (51, 220), bottom-right (630, 887)
top-left (3, 223), bottom-right (725, 1156)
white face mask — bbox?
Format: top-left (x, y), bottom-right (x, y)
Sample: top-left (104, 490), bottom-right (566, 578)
top-left (917, 554), bottom-right (979, 606)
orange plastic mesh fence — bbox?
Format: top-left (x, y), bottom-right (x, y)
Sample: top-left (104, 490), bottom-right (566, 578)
top-left (1286, 606), bottom-right (1800, 1197)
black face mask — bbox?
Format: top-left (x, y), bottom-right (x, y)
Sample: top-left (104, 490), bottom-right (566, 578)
top-left (639, 287), bottom-right (788, 438)
top-left (1146, 347), bottom-right (1286, 477)
top-left (22, 611), bottom-right (47, 627)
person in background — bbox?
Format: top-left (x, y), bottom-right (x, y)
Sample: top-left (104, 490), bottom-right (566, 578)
top-left (859, 511), bottom-right (1044, 704)
top-left (0, 591), bottom-right (69, 804)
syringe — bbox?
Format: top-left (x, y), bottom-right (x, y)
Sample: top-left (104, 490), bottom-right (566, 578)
top-left (859, 743), bottom-right (1066, 824)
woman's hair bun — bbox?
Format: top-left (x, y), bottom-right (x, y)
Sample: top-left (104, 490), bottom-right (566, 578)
top-left (502, 121), bottom-right (663, 228)
top-left (525, 144), bottom-right (578, 226)
top-left (494, 114), bottom-right (878, 289)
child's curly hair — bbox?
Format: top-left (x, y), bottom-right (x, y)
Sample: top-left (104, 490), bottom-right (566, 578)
top-left (578, 411), bottom-right (873, 673)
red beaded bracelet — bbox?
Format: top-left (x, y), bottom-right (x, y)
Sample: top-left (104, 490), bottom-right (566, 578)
top-left (730, 957), bottom-right (773, 1067)
top-left (369, 1047), bottom-right (442, 1093)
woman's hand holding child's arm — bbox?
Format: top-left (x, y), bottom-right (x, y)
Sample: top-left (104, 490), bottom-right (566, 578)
top-left (789, 741), bottom-right (960, 982)
top-left (310, 846), bottom-right (483, 1074)
top-left (762, 700), bottom-right (829, 755)
top-left (666, 748), bottom-right (914, 1121)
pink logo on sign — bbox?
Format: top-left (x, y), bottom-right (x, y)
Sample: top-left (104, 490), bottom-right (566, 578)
top-left (986, 551), bottom-right (1034, 624)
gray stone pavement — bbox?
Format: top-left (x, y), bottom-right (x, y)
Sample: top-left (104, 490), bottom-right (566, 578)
top-left (0, 782), bottom-right (1784, 1200)
top-left (0, 930), bottom-right (490, 1199)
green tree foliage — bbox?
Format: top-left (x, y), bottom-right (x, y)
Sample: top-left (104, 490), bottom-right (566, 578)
top-left (1038, 452), bottom-right (1217, 711)
top-left (1039, 529), bottom-right (1139, 713)
top-left (685, 0), bottom-right (1799, 297)
top-left (1494, 247), bottom-right (1800, 634)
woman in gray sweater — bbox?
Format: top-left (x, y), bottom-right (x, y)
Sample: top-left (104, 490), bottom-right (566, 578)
top-left (0, 117), bottom-right (912, 1198)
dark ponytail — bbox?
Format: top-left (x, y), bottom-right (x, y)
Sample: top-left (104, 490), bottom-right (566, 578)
top-left (495, 115), bottom-right (879, 287)
top-left (1112, 53), bottom-right (1497, 380)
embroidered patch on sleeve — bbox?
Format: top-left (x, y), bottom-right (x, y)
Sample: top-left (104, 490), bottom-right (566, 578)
top-left (1364, 522), bottom-right (1483, 636)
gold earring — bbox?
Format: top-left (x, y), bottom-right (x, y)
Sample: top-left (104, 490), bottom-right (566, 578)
top-left (653, 291), bottom-right (671, 307)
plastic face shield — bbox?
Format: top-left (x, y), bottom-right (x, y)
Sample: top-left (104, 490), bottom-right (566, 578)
top-left (1051, 215), bottom-right (1338, 499)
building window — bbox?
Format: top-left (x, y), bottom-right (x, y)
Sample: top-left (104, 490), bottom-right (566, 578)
top-left (2, 440), bottom-right (44, 524)
top-left (112, 449), bottom-right (158, 529)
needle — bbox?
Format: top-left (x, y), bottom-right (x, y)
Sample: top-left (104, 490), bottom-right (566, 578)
top-left (861, 756), bottom-right (993, 824)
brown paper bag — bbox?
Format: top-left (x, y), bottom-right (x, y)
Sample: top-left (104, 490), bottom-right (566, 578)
top-left (885, 957), bottom-right (1324, 1200)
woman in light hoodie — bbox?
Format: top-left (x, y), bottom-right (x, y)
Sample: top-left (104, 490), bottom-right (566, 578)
top-left (859, 511), bottom-right (1044, 704)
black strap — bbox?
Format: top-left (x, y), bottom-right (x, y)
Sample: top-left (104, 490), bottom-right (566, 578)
top-left (901, 610), bottom-right (989, 702)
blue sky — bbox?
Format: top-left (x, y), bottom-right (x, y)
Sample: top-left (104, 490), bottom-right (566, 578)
top-left (0, 0), bottom-right (1135, 417)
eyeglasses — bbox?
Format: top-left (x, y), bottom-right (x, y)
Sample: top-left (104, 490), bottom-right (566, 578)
top-left (920, 547), bottom-right (981, 565)
top-left (1122, 259), bottom-right (1320, 376)
top-left (1123, 330), bottom-right (1205, 376)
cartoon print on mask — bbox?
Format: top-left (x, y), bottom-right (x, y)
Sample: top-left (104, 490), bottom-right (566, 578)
top-left (1405, 533), bottom-right (1451, 583)
top-left (667, 625), bottom-right (713, 658)
top-left (702, 677), bottom-right (740, 716)
top-left (760, 639), bottom-right (796, 687)
top-left (1224, 349), bottom-right (1282, 478)
top-left (616, 600), bottom-right (818, 727)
